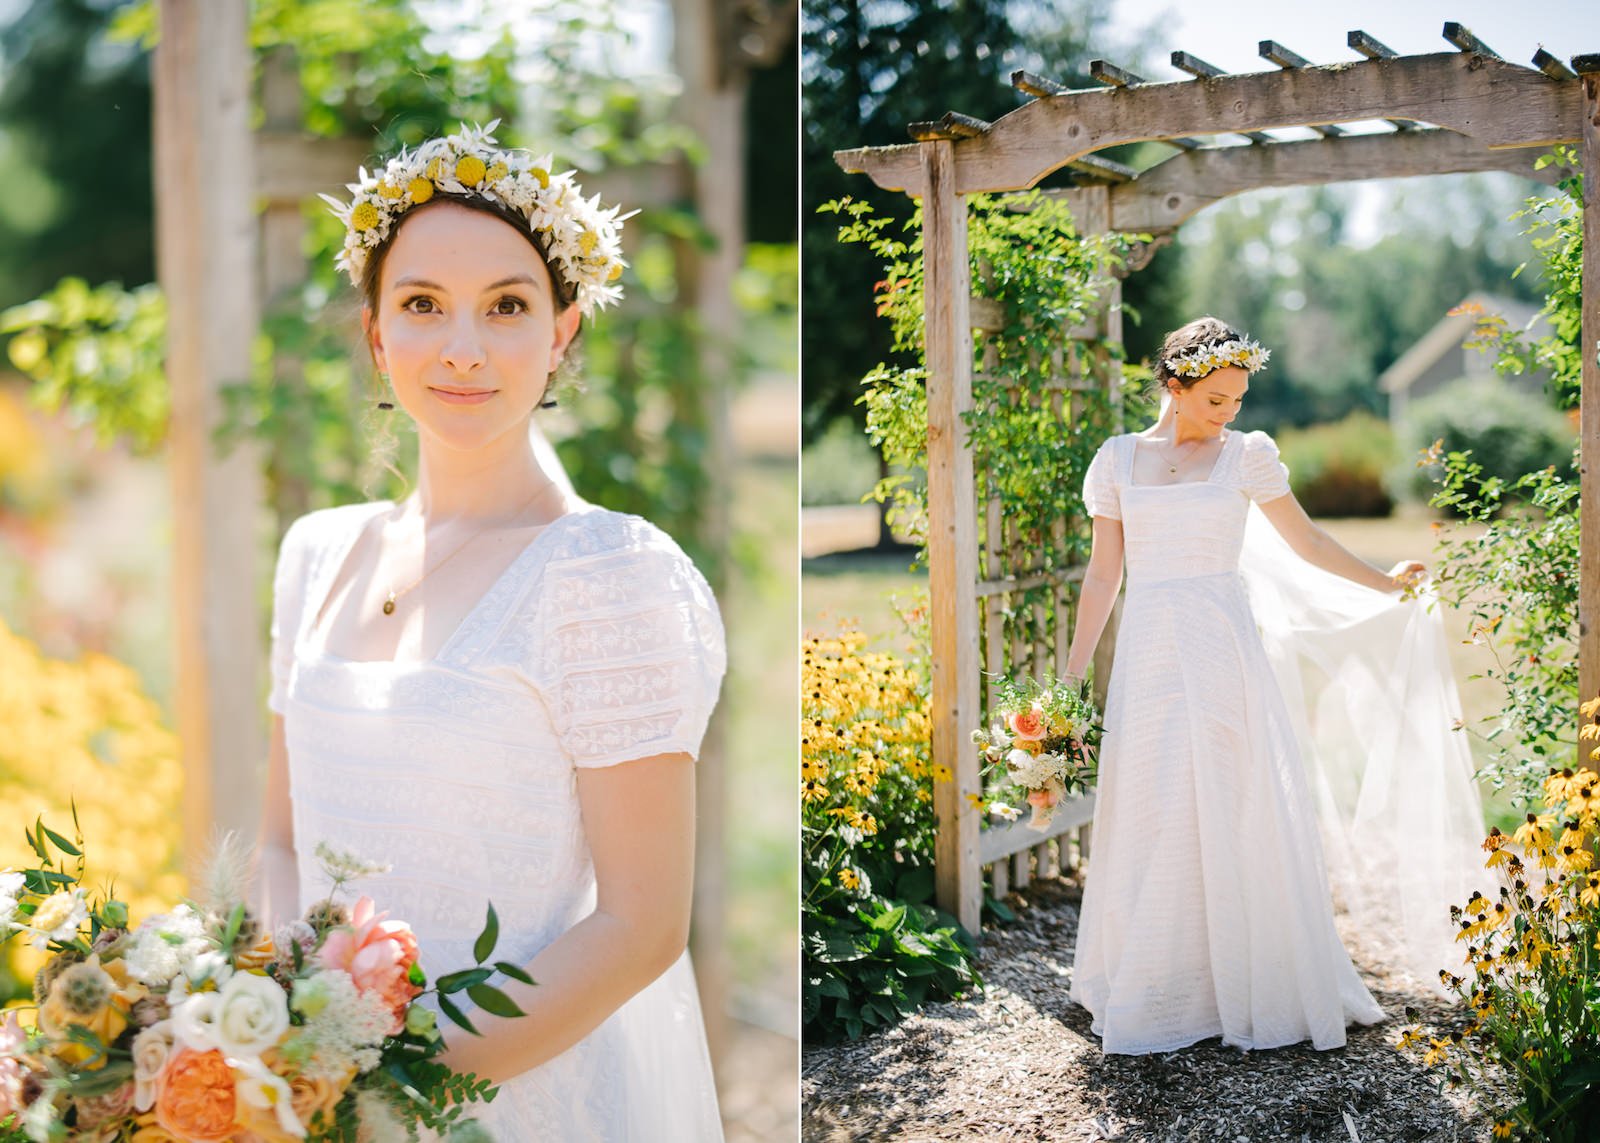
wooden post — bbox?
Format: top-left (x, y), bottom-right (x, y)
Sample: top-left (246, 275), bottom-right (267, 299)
top-left (921, 140), bottom-right (982, 934)
top-left (1578, 55), bottom-right (1600, 711)
top-left (153, 0), bottom-right (263, 863)
top-left (670, 0), bottom-right (747, 1069)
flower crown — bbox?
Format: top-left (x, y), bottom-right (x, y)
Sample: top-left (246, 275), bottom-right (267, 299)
top-left (320, 121), bottom-right (637, 317)
top-left (1165, 336), bottom-right (1271, 378)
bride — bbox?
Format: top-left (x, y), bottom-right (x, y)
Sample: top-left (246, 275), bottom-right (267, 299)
top-left (251, 123), bottom-right (726, 1138)
top-left (1060, 315), bottom-right (1484, 1055)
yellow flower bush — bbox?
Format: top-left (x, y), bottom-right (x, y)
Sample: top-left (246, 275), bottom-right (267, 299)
top-left (1398, 694), bottom-right (1600, 1141)
top-left (802, 626), bottom-right (975, 1042)
top-left (0, 613), bottom-right (185, 1000)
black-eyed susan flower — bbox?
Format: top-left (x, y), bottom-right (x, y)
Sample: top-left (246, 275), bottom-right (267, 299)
top-left (838, 867), bottom-right (860, 891)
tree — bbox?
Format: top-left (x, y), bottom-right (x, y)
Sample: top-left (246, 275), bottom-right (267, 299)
top-left (801, 0), bottom-right (1128, 442)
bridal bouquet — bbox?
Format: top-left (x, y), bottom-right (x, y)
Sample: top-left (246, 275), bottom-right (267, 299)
top-left (0, 818), bottom-right (529, 1142)
top-left (974, 671), bottom-right (1102, 832)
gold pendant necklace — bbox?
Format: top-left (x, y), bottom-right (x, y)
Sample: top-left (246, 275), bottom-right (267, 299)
top-left (381, 482), bottom-right (556, 618)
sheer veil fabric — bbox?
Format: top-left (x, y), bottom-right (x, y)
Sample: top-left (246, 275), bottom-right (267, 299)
top-left (1236, 498), bottom-right (1488, 991)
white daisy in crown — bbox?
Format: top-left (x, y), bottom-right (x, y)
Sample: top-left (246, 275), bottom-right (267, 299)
top-left (1166, 336), bottom-right (1271, 378)
top-left (320, 120), bottom-right (638, 317)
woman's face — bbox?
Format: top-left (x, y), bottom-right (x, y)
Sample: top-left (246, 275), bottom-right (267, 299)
top-left (366, 201), bottom-right (581, 453)
top-left (1169, 365), bottom-right (1248, 431)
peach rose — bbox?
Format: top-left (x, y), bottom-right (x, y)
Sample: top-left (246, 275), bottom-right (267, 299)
top-left (1007, 706), bottom-right (1047, 742)
top-left (264, 1047), bottom-right (352, 1132)
top-left (1025, 786), bottom-right (1059, 809)
top-left (153, 1048), bottom-right (237, 1143)
top-left (317, 897), bottom-right (421, 1034)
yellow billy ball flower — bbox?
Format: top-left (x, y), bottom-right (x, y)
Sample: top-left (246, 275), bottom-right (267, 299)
top-left (407, 177), bottom-right (434, 203)
top-left (530, 167), bottom-right (550, 188)
top-left (608, 262), bottom-right (624, 281)
top-left (349, 201), bottom-right (381, 232)
top-left (376, 181), bottom-right (405, 200)
top-left (455, 155), bottom-right (487, 186)
top-left (485, 162), bottom-right (509, 182)
top-left (579, 230), bottom-right (599, 255)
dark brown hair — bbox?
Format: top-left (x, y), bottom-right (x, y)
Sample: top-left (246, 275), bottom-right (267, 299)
top-left (1150, 315), bottom-right (1251, 395)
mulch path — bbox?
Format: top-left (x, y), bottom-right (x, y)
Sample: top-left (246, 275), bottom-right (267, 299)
top-left (802, 879), bottom-right (1502, 1143)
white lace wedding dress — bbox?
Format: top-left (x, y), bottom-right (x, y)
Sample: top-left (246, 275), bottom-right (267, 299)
top-left (1068, 428), bottom-right (1387, 1054)
top-left (267, 501), bottom-right (727, 1140)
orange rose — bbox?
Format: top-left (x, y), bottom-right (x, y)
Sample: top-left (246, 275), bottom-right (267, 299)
top-left (153, 1048), bottom-right (237, 1143)
top-left (1007, 707), bottom-right (1047, 742)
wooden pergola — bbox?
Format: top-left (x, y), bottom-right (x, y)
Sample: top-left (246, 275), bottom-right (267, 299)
top-left (837, 26), bottom-right (1600, 933)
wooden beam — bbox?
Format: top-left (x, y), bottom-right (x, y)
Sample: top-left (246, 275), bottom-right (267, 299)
top-left (1579, 60), bottom-right (1600, 716)
top-left (1171, 52), bottom-right (1275, 143)
top-left (836, 53), bottom-right (1582, 195)
top-left (154, 0), bottom-right (263, 869)
top-left (1011, 70), bottom-right (1202, 149)
top-left (1259, 41), bottom-right (1345, 136)
top-left (909, 112), bottom-right (991, 141)
top-left (920, 140), bottom-right (983, 936)
top-left (1106, 128), bottom-right (1569, 232)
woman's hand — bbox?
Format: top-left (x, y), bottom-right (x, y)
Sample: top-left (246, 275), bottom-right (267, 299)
top-left (1387, 559), bottom-right (1427, 593)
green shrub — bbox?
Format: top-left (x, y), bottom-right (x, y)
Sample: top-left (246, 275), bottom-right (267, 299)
top-left (1275, 411), bottom-right (1396, 517)
top-left (801, 627), bottom-right (979, 1042)
top-left (1406, 378), bottom-right (1574, 513)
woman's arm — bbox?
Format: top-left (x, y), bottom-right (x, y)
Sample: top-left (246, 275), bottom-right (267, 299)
top-left (1257, 491), bottom-right (1421, 593)
top-left (1063, 515), bottom-right (1125, 682)
top-left (436, 751), bottom-right (696, 1083)
top-left (252, 714), bottom-right (300, 927)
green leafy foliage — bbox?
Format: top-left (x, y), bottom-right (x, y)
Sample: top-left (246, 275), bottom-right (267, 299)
top-left (801, 627), bottom-right (979, 1042)
top-left (1457, 146), bottom-right (1584, 412)
top-left (1427, 444), bottom-right (1578, 801)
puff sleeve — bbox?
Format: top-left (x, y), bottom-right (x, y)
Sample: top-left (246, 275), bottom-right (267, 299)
top-left (1240, 430), bottom-right (1292, 503)
top-left (1081, 438), bottom-right (1121, 520)
top-left (535, 515), bottom-right (727, 769)
top-left (267, 515), bottom-right (312, 716)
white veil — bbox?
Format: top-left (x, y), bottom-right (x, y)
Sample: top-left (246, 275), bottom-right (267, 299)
top-left (1163, 397), bottom-right (1489, 990)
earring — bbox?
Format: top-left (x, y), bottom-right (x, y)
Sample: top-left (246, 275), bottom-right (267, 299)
top-left (377, 371), bottom-right (393, 410)
top-left (539, 396), bottom-right (558, 409)
top-left (378, 401), bottom-right (394, 410)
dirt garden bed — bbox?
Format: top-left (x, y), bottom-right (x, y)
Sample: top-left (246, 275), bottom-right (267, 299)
top-left (802, 879), bottom-right (1503, 1142)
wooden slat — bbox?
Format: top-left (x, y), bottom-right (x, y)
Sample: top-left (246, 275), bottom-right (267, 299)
top-left (980, 793), bottom-right (1097, 863)
top-left (1533, 49), bottom-right (1576, 81)
top-left (976, 564), bottom-right (1085, 598)
top-left (1170, 51), bottom-right (1277, 143)
top-left (909, 112), bottom-right (991, 141)
top-left (990, 857), bottom-right (1008, 900)
top-left (1578, 64), bottom-right (1600, 720)
top-left (1347, 30), bottom-right (1396, 60)
top-left (1089, 59), bottom-right (1144, 87)
top-left (1443, 21), bottom-right (1499, 59)
top-left (1013, 69), bottom-right (1069, 97)
top-left (921, 140), bottom-right (984, 936)
top-left (1067, 154), bottom-right (1138, 183)
top-left (1107, 129), bottom-right (1570, 233)
top-left (835, 53), bottom-right (1581, 195)
top-left (1012, 846), bottom-right (1031, 890)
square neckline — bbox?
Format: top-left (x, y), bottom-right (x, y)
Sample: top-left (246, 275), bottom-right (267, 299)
top-left (302, 500), bottom-right (591, 670)
top-left (1124, 427), bottom-right (1237, 489)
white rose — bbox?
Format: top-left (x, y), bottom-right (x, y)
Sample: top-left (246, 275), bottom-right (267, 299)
top-left (214, 972), bottom-right (290, 1058)
top-left (131, 1020), bottom-right (175, 1111)
top-left (170, 991), bottom-right (222, 1052)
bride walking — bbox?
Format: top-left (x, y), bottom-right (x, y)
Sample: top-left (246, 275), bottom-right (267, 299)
top-left (253, 123), bottom-right (726, 1138)
top-left (1060, 315), bottom-right (1457, 1056)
